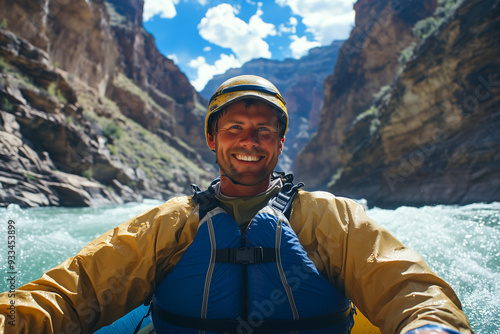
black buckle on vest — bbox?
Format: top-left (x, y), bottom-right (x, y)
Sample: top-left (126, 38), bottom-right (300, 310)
top-left (216, 247), bottom-right (276, 264)
top-left (236, 247), bottom-right (261, 264)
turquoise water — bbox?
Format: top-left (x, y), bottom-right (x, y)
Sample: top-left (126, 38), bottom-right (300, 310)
top-left (1, 200), bottom-right (499, 333)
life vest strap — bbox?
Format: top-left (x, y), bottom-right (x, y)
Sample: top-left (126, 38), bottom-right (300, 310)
top-left (152, 303), bottom-right (352, 333)
top-left (268, 174), bottom-right (304, 220)
top-left (215, 246), bottom-right (276, 264)
top-left (191, 180), bottom-right (219, 220)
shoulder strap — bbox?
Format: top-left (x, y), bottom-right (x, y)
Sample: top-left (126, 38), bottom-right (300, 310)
top-left (268, 173), bottom-right (304, 220)
top-left (191, 178), bottom-right (220, 220)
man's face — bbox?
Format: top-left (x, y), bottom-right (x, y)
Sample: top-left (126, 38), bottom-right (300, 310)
top-left (207, 100), bottom-right (284, 196)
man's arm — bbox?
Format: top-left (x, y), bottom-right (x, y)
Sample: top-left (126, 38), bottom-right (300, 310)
top-left (0, 196), bottom-right (196, 333)
top-left (340, 198), bottom-right (473, 333)
top-left (290, 191), bottom-right (473, 334)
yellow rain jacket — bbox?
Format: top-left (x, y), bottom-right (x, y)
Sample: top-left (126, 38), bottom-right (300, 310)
top-left (0, 191), bottom-right (473, 334)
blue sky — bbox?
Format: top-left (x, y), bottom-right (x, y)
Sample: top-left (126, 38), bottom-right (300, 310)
top-left (143, 0), bottom-right (356, 91)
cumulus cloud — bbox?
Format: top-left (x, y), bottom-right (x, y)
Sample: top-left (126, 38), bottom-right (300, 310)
top-left (197, 3), bottom-right (276, 64)
top-left (189, 54), bottom-right (242, 91)
top-left (277, 0), bottom-right (355, 45)
top-left (289, 35), bottom-right (320, 58)
top-left (279, 17), bottom-right (298, 35)
top-left (143, 0), bottom-right (179, 21)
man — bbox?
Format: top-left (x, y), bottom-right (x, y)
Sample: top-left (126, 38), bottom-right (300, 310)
top-left (0, 75), bottom-right (472, 333)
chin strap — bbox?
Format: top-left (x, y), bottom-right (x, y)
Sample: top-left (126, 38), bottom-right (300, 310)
top-left (220, 172), bottom-right (246, 185)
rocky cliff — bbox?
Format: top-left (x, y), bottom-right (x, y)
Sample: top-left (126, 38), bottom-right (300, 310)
top-left (329, 0), bottom-right (500, 207)
top-left (201, 41), bottom-right (343, 172)
top-left (295, 0), bottom-right (438, 188)
top-left (0, 0), bottom-right (215, 207)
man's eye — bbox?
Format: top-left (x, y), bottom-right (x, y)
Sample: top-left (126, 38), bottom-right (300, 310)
top-left (258, 127), bottom-right (271, 133)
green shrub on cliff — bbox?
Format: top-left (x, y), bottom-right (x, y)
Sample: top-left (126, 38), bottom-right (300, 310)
top-left (413, 0), bottom-right (462, 40)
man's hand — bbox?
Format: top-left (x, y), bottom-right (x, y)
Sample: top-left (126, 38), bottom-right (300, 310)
top-left (406, 325), bottom-right (460, 334)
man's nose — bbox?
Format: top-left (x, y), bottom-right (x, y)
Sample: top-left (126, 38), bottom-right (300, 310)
top-left (239, 129), bottom-right (259, 147)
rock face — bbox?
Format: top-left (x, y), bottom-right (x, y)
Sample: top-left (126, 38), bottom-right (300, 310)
top-left (0, 0), bottom-right (215, 207)
top-left (104, 0), bottom-right (211, 159)
top-left (201, 41), bottom-right (343, 172)
top-left (295, 0), bottom-right (438, 188)
top-left (329, 0), bottom-right (500, 207)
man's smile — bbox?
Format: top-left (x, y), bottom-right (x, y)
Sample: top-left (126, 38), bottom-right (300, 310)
top-left (233, 154), bottom-right (262, 162)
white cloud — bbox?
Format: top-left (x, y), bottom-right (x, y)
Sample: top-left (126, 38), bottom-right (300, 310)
top-left (289, 35), bottom-right (320, 58)
top-left (143, 0), bottom-right (179, 21)
top-left (188, 54), bottom-right (242, 91)
top-left (197, 3), bottom-right (276, 64)
top-left (277, 0), bottom-right (355, 45)
top-left (279, 17), bottom-right (298, 35)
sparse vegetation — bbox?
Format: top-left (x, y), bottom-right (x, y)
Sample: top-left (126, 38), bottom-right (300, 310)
top-left (0, 56), bottom-right (9, 71)
top-left (0, 97), bottom-right (14, 112)
top-left (353, 105), bottom-right (382, 136)
top-left (104, 2), bottom-right (129, 28)
top-left (25, 173), bottom-right (39, 181)
top-left (413, 0), bottom-right (462, 40)
top-left (398, 42), bottom-right (417, 65)
top-left (82, 168), bottom-right (93, 179)
top-left (114, 73), bottom-right (166, 114)
top-left (413, 17), bottom-right (440, 40)
top-left (355, 106), bottom-right (380, 124)
top-left (102, 121), bottom-right (122, 141)
top-left (1, 58), bottom-right (38, 91)
top-left (107, 144), bottom-right (117, 155)
top-left (397, 0), bottom-right (462, 74)
top-left (373, 85), bottom-right (392, 102)
top-left (369, 117), bottom-right (381, 136)
top-left (47, 82), bottom-right (67, 104)
top-left (0, 18), bottom-right (7, 30)
top-left (79, 95), bottom-right (207, 184)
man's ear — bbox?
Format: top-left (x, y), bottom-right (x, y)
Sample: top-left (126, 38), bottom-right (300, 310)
top-left (207, 133), bottom-right (216, 151)
top-left (278, 136), bottom-right (285, 155)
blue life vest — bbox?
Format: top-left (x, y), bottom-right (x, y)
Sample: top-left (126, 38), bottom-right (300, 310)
top-left (151, 175), bottom-right (354, 333)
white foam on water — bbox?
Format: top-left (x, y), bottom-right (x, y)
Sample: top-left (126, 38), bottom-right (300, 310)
top-left (367, 202), bottom-right (500, 333)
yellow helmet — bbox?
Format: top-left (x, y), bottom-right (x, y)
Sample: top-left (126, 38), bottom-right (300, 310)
top-left (206, 75), bottom-right (288, 143)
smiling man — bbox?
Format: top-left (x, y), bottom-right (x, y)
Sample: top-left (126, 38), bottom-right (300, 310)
top-left (0, 75), bottom-right (473, 334)
top-left (207, 98), bottom-right (284, 196)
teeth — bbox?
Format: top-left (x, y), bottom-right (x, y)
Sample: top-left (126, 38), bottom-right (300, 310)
top-left (235, 155), bottom-right (260, 161)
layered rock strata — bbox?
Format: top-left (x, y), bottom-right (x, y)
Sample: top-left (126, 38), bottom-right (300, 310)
top-left (0, 0), bottom-right (215, 207)
top-left (295, 0), bottom-right (438, 188)
top-left (329, 0), bottom-right (500, 207)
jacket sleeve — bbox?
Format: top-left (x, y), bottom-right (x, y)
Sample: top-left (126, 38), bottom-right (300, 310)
top-left (291, 191), bottom-right (473, 334)
top-left (0, 196), bottom-right (199, 334)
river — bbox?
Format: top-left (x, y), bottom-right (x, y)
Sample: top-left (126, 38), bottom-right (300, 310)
top-left (1, 200), bottom-right (499, 333)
